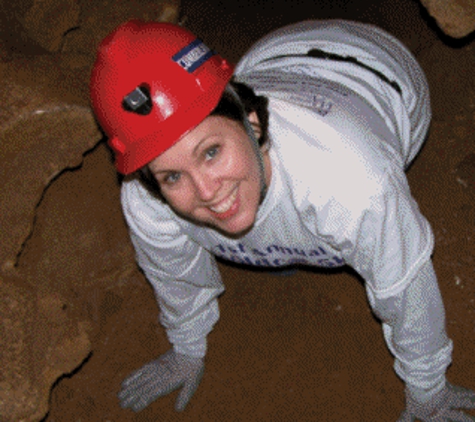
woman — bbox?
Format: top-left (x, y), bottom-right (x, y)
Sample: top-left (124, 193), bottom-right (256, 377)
top-left (90, 19), bottom-right (475, 421)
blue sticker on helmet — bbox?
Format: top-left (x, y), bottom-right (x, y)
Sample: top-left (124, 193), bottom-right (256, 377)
top-left (172, 39), bottom-right (215, 73)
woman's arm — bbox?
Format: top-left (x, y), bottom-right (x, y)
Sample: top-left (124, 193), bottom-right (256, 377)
top-left (118, 180), bottom-right (224, 412)
top-left (122, 178), bottom-right (225, 357)
top-left (368, 259), bottom-right (452, 394)
top-left (369, 261), bottom-right (475, 420)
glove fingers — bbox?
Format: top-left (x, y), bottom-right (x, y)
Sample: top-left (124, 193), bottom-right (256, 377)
top-left (121, 368), bottom-right (146, 387)
top-left (121, 366), bottom-right (157, 391)
top-left (119, 367), bottom-right (179, 410)
top-left (118, 378), bottom-right (160, 410)
top-left (123, 376), bottom-right (184, 412)
top-left (119, 380), bottom-right (150, 409)
top-left (118, 350), bottom-right (204, 413)
top-left (129, 384), bottom-right (173, 412)
top-left (118, 375), bottom-right (161, 407)
top-left (122, 349), bottom-right (178, 388)
top-left (121, 357), bottom-right (176, 393)
top-left (121, 353), bottom-right (173, 389)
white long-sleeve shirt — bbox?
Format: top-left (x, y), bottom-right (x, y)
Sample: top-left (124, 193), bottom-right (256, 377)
top-left (121, 20), bottom-right (452, 394)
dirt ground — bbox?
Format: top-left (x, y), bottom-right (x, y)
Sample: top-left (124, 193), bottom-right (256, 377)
top-left (42, 0), bottom-right (475, 420)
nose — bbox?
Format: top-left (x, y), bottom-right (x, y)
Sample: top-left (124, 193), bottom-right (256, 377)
top-left (191, 170), bottom-right (219, 202)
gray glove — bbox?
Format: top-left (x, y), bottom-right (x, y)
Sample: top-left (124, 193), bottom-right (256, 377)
top-left (398, 383), bottom-right (475, 421)
top-left (118, 349), bottom-right (204, 412)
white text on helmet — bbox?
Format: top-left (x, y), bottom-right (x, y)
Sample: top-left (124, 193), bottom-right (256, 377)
top-left (172, 39), bottom-right (215, 73)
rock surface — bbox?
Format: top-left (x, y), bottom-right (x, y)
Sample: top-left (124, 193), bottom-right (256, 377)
top-left (16, 0), bottom-right (81, 52)
top-left (420, 0), bottom-right (475, 38)
top-left (0, 1), bottom-right (179, 421)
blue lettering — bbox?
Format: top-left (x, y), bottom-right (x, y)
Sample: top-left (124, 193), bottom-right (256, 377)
top-left (309, 250), bottom-right (321, 257)
top-left (332, 256), bottom-right (345, 265)
top-left (267, 245), bottom-right (281, 254)
top-left (255, 258), bottom-right (272, 266)
top-left (251, 248), bottom-right (267, 257)
top-left (213, 243), bottom-right (340, 269)
top-left (309, 247), bottom-right (327, 257)
top-left (241, 256), bottom-right (255, 266)
top-left (293, 249), bottom-right (307, 257)
top-left (215, 244), bottom-right (226, 253)
top-left (317, 258), bottom-right (332, 266)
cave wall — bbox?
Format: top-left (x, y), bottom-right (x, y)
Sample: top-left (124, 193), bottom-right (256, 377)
top-left (0, 1), bottom-right (179, 421)
top-left (420, 0), bottom-right (475, 38)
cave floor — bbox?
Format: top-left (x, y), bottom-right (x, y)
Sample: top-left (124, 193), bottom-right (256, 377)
top-left (45, 0), bottom-right (475, 420)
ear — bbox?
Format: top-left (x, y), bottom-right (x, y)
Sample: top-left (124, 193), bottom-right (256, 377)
top-left (247, 111), bottom-right (262, 139)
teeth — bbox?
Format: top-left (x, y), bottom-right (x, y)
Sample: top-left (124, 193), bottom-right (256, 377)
top-left (210, 188), bottom-right (237, 214)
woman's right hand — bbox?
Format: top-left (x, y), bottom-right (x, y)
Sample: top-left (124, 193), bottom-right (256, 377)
top-left (118, 349), bottom-right (205, 412)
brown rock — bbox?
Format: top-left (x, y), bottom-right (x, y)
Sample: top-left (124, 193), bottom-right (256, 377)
top-left (0, 54), bottom-right (101, 274)
top-left (0, 55), bottom-right (99, 421)
top-left (0, 1), bottom-right (180, 421)
top-left (15, 0), bottom-right (81, 52)
top-left (0, 276), bottom-right (91, 421)
top-left (62, 0), bottom-right (180, 55)
top-left (420, 0), bottom-right (475, 38)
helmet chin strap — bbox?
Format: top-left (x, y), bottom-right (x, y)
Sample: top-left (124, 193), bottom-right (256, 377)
top-left (225, 85), bottom-right (268, 204)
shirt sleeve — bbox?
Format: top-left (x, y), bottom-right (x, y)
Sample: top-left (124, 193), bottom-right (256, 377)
top-left (312, 164), bottom-right (449, 392)
top-left (121, 179), bottom-right (225, 358)
top-left (366, 259), bottom-right (453, 395)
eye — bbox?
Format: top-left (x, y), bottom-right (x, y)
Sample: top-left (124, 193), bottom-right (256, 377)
top-left (205, 145), bottom-right (219, 161)
top-left (163, 172), bottom-right (181, 185)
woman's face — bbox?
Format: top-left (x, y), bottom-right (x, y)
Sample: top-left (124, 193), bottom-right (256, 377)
top-left (148, 113), bottom-right (271, 237)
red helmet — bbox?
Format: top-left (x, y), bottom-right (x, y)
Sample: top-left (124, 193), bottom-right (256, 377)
top-left (90, 20), bottom-right (233, 174)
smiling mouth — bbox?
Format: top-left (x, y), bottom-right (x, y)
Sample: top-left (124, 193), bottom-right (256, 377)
top-left (209, 187), bottom-right (238, 215)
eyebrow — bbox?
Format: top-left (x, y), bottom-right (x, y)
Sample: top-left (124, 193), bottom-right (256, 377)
top-left (192, 133), bottom-right (219, 156)
top-left (152, 169), bottom-right (171, 177)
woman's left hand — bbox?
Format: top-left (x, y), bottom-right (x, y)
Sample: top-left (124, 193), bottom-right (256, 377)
top-left (398, 382), bottom-right (475, 421)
